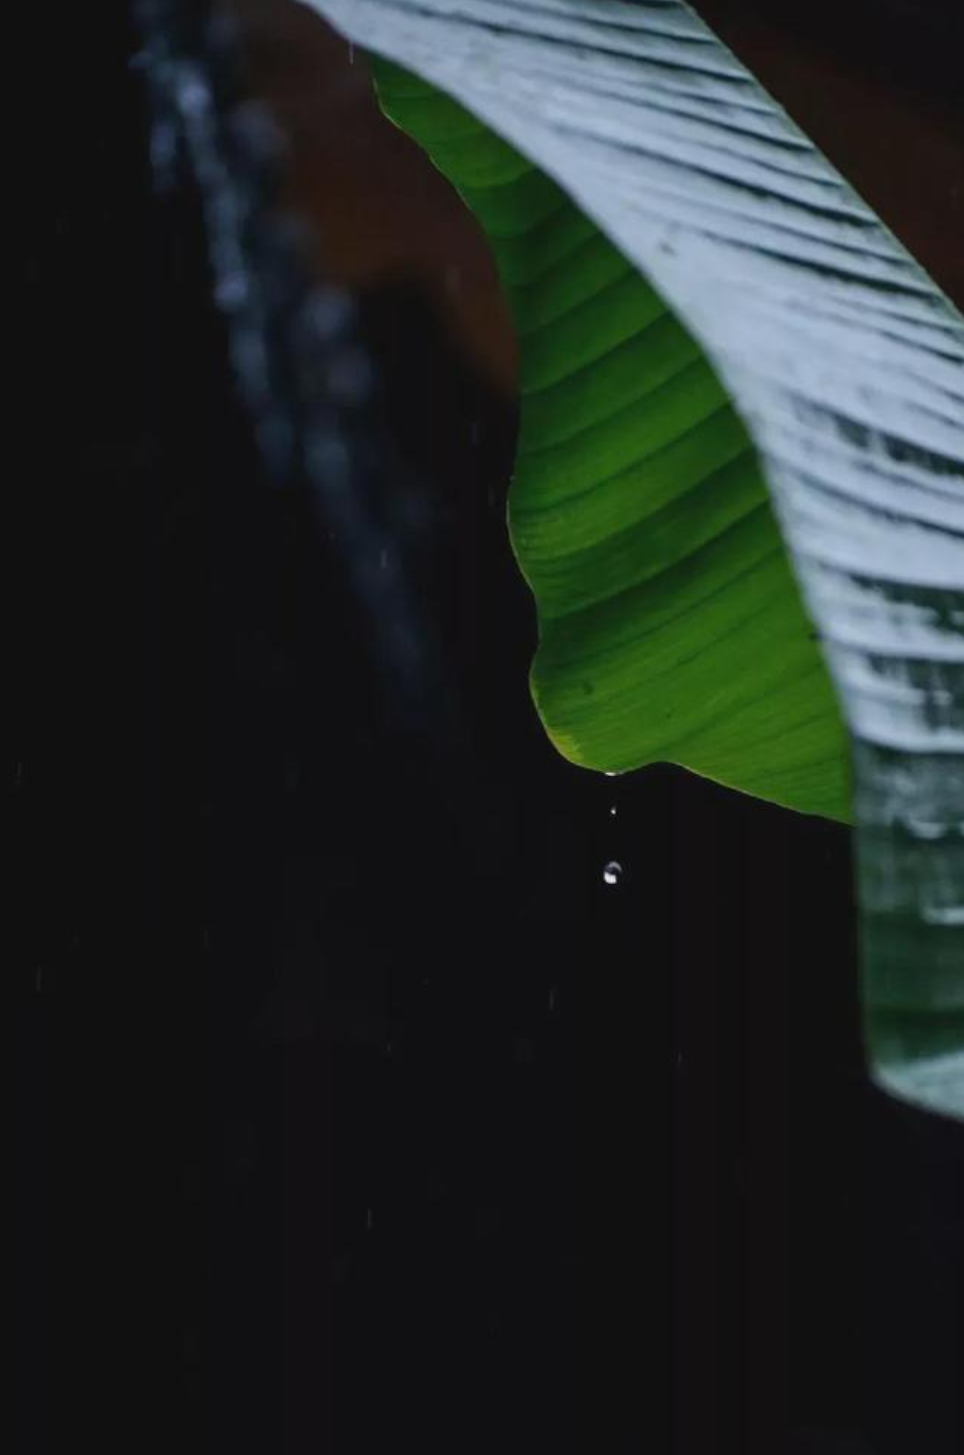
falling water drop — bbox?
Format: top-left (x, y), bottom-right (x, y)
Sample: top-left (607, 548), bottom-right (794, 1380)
top-left (609, 805), bottom-right (617, 817)
top-left (602, 860), bottom-right (622, 887)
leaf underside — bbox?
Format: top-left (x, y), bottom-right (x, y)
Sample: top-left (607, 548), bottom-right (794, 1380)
top-left (303, 0), bottom-right (964, 1120)
top-left (374, 61), bottom-right (850, 823)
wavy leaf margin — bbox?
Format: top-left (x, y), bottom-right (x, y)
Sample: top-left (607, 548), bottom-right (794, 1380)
top-left (301, 0), bottom-right (964, 1120)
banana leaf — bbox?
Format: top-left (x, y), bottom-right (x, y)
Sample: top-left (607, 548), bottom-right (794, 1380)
top-left (300, 0), bottom-right (964, 1120)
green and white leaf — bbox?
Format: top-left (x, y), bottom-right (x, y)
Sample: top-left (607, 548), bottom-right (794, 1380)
top-left (301, 0), bottom-right (964, 1120)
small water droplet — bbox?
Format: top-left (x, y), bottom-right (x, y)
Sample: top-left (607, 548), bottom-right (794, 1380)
top-left (602, 861), bottom-right (623, 887)
top-left (604, 770), bottom-right (619, 778)
top-left (609, 805), bottom-right (617, 817)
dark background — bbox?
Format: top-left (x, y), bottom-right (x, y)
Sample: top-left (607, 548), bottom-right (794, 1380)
top-left (16, 2), bottom-right (963, 1453)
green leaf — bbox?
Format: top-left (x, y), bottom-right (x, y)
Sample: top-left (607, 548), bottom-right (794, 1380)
top-left (370, 59), bottom-right (851, 822)
top-left (302, 0), bottom-right (964, 1121)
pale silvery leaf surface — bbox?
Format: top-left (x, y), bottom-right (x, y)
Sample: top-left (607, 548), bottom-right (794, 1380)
top-left (300, 0), bottom-right (964, 1119)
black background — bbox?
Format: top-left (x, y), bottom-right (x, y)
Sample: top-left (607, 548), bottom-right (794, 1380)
top-left (16, 3), bottom-right (963, 1453)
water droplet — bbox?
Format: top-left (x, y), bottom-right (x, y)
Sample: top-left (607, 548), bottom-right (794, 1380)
top-left (602, 861), bottom-right (623, 887)
top-left (609, 805), bottom-right (617, 817)
top-left (604, 770), bottom-right (620, 778)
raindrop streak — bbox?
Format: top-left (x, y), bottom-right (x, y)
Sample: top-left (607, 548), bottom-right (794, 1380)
top-left (602, 861), bottom-right (623, 887)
